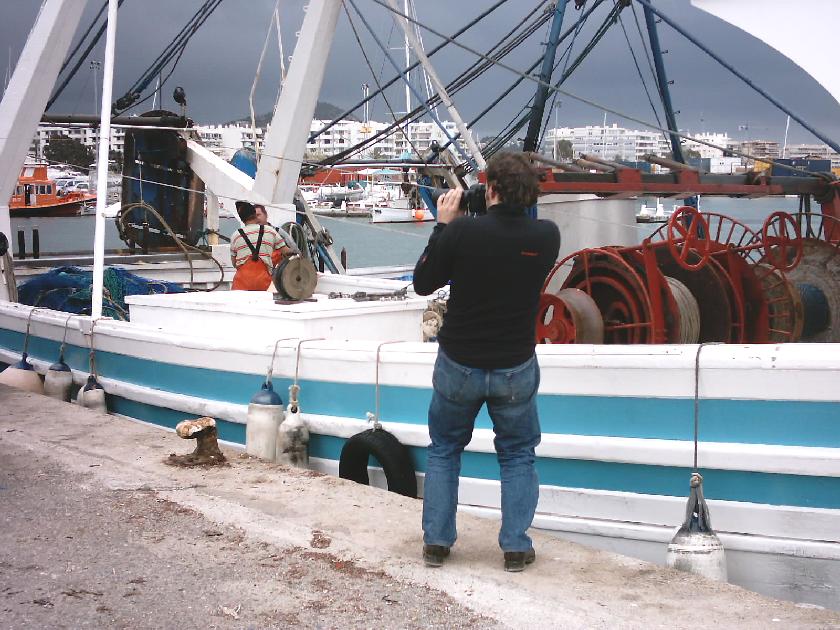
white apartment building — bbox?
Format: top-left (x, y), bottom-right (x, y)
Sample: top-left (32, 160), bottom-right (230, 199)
top-left (306, 119), bottom-right (398, 160)
top-left (544, 124), bottom-right (671, 162)
top-left (195, 122), bottom-right (264, 160)
top-left (305, 118), bottom-right (475, 161)
top-left (394, 120), bottom-right (477, 159)
top-left (31, 125), bottom-right (126, 160)
top-left (684, 132), bottom-right (732, 159)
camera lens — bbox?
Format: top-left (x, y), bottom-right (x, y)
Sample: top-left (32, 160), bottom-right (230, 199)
top-left (429, 183), bottom-right (487, 215)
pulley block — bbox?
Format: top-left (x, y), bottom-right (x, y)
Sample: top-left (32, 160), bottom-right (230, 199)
top-left (273, 255), bottom-right (318, 301)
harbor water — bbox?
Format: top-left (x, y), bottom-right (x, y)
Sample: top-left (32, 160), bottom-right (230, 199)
top-left (9, 196), bottom-right (800, 269)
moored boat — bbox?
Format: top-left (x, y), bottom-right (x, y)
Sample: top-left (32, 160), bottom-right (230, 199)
top-left (9, 164), bottom-right (96, 217)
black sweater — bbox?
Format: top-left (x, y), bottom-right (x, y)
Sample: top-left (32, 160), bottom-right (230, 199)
top-left (413, 203), bottom-right (560, 369)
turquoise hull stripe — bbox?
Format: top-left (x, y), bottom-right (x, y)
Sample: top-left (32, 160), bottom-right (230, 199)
top-left (108, 393), bottom-right (840, 510)
top-left (4, 330), bottom-right (840, 447)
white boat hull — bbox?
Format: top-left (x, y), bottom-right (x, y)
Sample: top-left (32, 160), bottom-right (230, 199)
top-left (0, 286), bottom-right (838, 609)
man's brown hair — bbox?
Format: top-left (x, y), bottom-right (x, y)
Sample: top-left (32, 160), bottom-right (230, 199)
top-left (486, 152), bottom-right (540, 209)
top-left (236, 200), bottom-right (257, 222)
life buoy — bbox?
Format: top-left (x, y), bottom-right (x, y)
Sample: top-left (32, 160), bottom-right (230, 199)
top-left (338, 428), bottom-right (417, 498)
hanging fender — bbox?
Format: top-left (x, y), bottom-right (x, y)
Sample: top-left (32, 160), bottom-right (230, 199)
top-left (338, 428), bottom-right (417, 498)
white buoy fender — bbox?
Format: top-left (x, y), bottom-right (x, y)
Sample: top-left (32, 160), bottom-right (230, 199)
top-left (666, 472), bottom-right (727, 582)
top-left (276, 402), bottom-right (309, 468)
top-left (246, 382), bottom-right (284, 461)
top-left (79, 374), bottom-right (108, 413)
top-left (0, 353), bottom-right (45, 394)
top-left (44, 359), bottom-right (73, 402)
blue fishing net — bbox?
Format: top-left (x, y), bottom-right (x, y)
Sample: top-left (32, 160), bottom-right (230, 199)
top-left (17, 266), bottom-right (185, 320)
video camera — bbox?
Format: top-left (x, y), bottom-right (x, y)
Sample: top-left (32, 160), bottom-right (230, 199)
top-left (428, 183), bottom-right (487, 215)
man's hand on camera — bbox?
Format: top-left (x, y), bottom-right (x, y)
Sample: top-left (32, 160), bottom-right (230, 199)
top-left (437, 189), bottom-right (463, 225)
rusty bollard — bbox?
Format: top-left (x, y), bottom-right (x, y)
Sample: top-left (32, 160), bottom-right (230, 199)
top-left (166, 417), bottom-right (227, 467)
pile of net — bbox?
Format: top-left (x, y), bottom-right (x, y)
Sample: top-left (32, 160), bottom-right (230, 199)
top-left (17, 266), bottom-right (185, 320)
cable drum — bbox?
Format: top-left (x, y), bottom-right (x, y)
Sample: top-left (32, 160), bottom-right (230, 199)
top-left (665, 276), bottom-right (700, 344)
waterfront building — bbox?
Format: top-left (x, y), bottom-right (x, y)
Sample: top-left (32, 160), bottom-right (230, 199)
top-left (784, 143), bottom-right (840, 168)
top-left (544, 124), bottom-right (671, 162)
top-left (684, 132), bottom-right (733, 159)
top-left (31, 125), bottom-right (125, 160)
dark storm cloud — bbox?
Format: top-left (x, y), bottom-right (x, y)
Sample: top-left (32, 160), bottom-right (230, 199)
top-left (2, 0), bottom-right (838, 146)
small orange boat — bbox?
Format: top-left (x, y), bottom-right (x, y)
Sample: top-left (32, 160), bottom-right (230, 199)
top-left (9, 164), bottom-right (96, 217)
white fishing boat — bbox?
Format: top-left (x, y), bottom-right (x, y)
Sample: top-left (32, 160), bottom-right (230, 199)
top-left (636, 198), bottom-right (676, 223)
top-left (0, 0), bottom-right (838, 610)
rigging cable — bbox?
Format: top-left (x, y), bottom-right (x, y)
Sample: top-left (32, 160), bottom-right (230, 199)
top-left (346, 0), bottom-right (476, 169)
top-left (318, 0), bottom-right (551, 165)
top-left (537, 0), bottom-right (590, 152)
top-left (367, 0), bottom-right (830, 177)
top-left (310, 0), bottom-right (514, 143)
top-left (113, 0), bottom-right (224, 114)
top-left (47, 0), bottom-right (127, 111)
top-left (342, 1), bottom-right (425, 160)
top-left (483, 0), bottom-right (619, 160)
top-left (615, 1), bottom-right (666, 140)
top-left (632, 0), bottom-right (840, 154)
top-left (629, 1), bottom-right (671, 148)
top-left (325, 0), bottom-right (555, 165)
top-left (484, 1), bottom-right (614, 156)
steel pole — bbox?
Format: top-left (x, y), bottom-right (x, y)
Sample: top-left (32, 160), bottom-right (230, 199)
top-left (642, 0), bottom-right (684, 163)
top-left (523, 0), bottom-right (568, 154)
top-left (91, 0), bottom-right (119, 320)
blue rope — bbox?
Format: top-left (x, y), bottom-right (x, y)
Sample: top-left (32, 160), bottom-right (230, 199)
top-left (633, 0), bottom-right (840, 155)
top-left (346, 0), bottom-right (478, 171)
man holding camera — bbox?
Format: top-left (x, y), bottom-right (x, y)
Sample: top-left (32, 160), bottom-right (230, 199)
top-left (413, 152), bottom-right (560, 572)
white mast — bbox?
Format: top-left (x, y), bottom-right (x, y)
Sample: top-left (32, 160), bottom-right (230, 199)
top-left (782, 115), bottom-right (791, 159)
top-left (90, 0), bottom-right (119, 320)
top-left (403, 0), bottom-right (411, 116)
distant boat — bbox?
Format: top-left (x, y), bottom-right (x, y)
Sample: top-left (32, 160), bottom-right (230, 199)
top-left (9, 164), bottom-right (96, 217)
top-left (636, 198), bottom-right (676, 223)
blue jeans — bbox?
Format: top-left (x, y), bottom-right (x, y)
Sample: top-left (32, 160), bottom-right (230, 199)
top-left (422, 349), bottom-right (541, 552)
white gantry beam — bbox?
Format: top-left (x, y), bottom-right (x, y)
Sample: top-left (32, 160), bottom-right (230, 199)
top-left (253, 0), bottom-right (342, 205)
top-left (0, 0), bottom-right (89, 299)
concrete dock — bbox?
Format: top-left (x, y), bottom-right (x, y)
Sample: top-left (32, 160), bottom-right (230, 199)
top-left (1, 384), bottom-right (838, 629)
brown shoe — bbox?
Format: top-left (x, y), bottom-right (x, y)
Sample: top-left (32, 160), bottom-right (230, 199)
top-left (503, 547), bottom-right (536, 572)
top-left (423, 544), bottom-right (450, 568)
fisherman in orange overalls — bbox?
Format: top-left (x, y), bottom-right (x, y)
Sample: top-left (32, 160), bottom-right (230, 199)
top-left (230, 201), bottom-right (290, 291)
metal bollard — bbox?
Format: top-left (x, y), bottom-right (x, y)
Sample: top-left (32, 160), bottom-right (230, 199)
top-left (32, 227), bottom-right (40, 260)
top-left (142, 221), bottom-right (149, 254)
top-left (16, 229), bottom-right (25, 259)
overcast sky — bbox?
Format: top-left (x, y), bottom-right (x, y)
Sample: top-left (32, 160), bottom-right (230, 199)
top-left (2, 0), bottom-right (839, 147)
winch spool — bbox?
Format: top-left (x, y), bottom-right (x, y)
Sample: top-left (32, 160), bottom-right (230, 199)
top-left (664, 277), bottom-right (700, 344)
top-left (756, 264), bottom-right (804, 342)
top-left (652, 247), bottom-right (733, 342)
top-left (273, 255), bottom-right (318, 301)
top-left (536, 288), bottom-right (604, 344)
top-left (557, 248), bottom-right (655, 344)
top-left (784, 220), bottom-right (840, 342)
top-left (798, 283), bottom-right (831, 338)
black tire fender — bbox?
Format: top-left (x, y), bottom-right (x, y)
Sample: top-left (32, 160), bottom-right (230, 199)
top-left (338, 428), bottom-right (417, 498)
